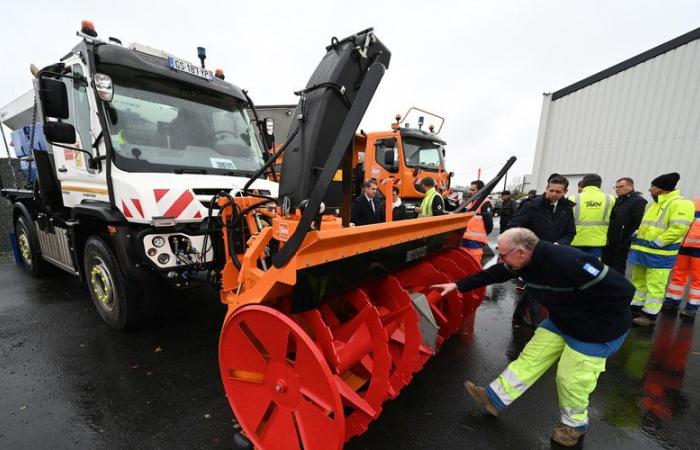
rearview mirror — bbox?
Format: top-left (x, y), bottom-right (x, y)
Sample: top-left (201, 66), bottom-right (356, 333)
top-left (44, 122), bottom-right (76, 144)
top-left (39, 78), bottom-right (69, 119)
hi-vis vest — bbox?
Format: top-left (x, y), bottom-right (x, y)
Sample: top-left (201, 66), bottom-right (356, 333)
top-left (419, 187), bottom-right (439, 217)
top-left (569, 186), bottom-right (615, 247)
top-left (628, 190), bottom-right (695, 268)
top-left (681, 197), bottom-right (700, 250)
top-left (462, 199), bottom-right (491, 244)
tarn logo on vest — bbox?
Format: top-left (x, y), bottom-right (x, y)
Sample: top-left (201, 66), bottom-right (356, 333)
top-left (585, 201), bottom-right (603, 208)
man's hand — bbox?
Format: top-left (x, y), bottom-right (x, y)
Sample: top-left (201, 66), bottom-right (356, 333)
top-left (430, 282), bottom-right (458, 296)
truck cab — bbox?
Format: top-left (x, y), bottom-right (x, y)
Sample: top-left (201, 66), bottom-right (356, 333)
top-left (354, 109), bottom-right (452, 217)
top-left (1, 21), bottom-right (277, 329)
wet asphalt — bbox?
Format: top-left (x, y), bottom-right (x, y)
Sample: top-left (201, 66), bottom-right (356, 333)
top-left (1, 233), bottom-right (699, 449)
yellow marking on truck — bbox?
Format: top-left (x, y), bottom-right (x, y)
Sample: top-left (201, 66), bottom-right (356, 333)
top-left (61, 185), bottom-right (109, 195)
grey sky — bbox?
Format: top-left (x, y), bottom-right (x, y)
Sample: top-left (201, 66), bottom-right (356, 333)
top-left (1, 1), bottom-right (698, 186)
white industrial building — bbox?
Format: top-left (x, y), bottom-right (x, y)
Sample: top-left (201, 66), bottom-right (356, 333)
top-left (530, 27), bottom-right (700, 198)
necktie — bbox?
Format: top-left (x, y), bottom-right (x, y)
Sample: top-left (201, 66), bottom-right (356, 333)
top-left (370, 199), bottom-right (375, 213)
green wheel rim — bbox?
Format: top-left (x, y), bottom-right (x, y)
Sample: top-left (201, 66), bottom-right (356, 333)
top-left (90, 258), bottom-right (115, 312)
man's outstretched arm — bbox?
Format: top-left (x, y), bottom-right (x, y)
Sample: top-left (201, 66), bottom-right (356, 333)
top-left (431, 263), bottom-right (516, 296)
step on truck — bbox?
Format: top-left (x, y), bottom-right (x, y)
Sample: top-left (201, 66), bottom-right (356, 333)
top-left (0, 20), bottom-right (278, 330)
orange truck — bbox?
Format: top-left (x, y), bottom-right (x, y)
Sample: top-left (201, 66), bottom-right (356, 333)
top-left (260, 107), bottom-right (455, 217)
top-left (354, 107), bottom-right (453, 217)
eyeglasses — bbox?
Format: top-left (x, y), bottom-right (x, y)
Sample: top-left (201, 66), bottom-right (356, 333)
top-left (497, 246), bottom-right (519, 259)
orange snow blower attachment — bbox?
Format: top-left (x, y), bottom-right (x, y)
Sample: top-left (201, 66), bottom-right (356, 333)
top-left (215, 28), bottom-right (514, 449)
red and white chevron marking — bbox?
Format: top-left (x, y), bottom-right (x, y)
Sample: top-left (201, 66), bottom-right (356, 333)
top-left (121, 197), bottom-right (144, 219)
top-left (153, 189), bottom-right (203, 219)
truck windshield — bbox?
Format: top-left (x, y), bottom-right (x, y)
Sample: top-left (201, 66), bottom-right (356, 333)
top-left (402, 137), bottom-right (445, 171)
top-left (105, 79), bottom-right (264, 175)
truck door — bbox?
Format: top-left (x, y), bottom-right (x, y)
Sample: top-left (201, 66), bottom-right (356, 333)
top-left (366, 137), bottom-right (398, 199)
top-left (51, 62), bottom-right (108, 206)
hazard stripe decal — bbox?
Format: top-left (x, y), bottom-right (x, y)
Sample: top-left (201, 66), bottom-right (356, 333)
top-left (164, 191), bottom-right (195, 218)
top-left (132, 199), bottom-right (144, 218)
top-left (154, 189), bottom-right (169, 203)
top-left (121, 200), bottom-right (133, 219)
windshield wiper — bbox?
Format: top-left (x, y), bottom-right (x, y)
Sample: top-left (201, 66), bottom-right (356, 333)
top-left (173, 168), bottom-right (208, 174)
top-left (223, 170), bottom-right (252, 178)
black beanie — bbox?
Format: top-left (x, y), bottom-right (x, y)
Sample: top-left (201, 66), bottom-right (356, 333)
top-left (651, 172), bottom-right (680, 191)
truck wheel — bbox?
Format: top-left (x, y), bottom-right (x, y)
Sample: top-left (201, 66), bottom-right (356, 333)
top-left (14, 215), bottom-right (48, 277)
top-left (83, 236), bottom-right (155, 330)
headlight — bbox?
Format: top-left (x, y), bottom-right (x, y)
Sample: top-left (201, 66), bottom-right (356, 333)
top-left (157, 254), bottom-right (170, 265)
top-left (152, 236), bottom-right (166, 248)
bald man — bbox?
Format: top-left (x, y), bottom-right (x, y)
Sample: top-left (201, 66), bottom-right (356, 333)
top-left (432, 228), bottom-right (634, 446)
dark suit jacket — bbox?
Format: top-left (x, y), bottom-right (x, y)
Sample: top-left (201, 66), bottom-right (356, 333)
top-left (393, 203), bottom-right (408, 221)
top-left (607, 192), bottom-right (647, 245)
top-left (351, 195), bottom-right (385, 225)
top-left (508, 195), bottom-right (577, 245)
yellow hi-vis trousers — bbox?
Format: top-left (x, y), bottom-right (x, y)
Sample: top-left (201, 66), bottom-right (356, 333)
top-left (630, 265), bottom-right (671, 315)
top-left (487, 327), bottom-right (606, 429)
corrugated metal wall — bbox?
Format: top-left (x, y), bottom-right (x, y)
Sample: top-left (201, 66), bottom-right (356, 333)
top-left (531, 38), bottom-right (700, 198)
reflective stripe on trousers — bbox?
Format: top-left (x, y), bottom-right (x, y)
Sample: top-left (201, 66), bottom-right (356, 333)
top-left (665, 254), bottom-right (700, 305)
top-left (631, 289), bottom-right (646, 307)
top-left (487, 327), bottom-right (606, 428)
top-left (631, 264), bottom-right (671, 315)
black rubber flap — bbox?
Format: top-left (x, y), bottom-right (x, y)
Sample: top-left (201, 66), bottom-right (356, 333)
top-left (278, 29), bottom-right (391, 207)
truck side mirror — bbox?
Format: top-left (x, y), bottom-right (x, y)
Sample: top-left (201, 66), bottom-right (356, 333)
top-left (39, 78), bottom-right (70, 119)
top-left (383, 150), bottom-right (395, 167)
top-left (44, 122), bottom-right (76, 144)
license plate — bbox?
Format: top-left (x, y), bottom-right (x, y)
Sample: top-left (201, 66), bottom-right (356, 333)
top-left (167, 57), bottom-right (214, 80)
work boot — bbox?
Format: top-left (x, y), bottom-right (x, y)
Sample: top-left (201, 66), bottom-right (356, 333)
top-left (464, 381), bottom-right (499, 417)
top-left (661, 300), bottom-right (680, 312)
top-left (632, 315), bottom-right (656, 327)
top-left (551, 423), bottom-right (585, 446)
top-left (680, 308), bottom-right (696, 322)
top-left (630, 305), bottom-right (642, 318)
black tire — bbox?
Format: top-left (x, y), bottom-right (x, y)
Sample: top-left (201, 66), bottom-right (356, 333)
top-left (14, 215), bottom-right (48, 277)
top-left (83, 236), bottom-right (158, 330)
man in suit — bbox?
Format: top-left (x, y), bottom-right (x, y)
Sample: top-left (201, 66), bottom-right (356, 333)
top-left (603, 177), bottom-right (647, 275)
top-left (351, 179), bottom-right (385, 226)
top-left (499, 190), bottom-right (517, 232)
top-left (508, 175), bottom-right (577, 326)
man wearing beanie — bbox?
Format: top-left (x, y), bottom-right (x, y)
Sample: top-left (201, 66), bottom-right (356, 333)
top-left (628, 172), bottom-right (695, 326)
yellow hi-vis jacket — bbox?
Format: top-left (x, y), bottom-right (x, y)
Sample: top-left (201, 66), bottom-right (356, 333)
top-left (628, 190), bottom-right (695, 268)
top-left (569, 186), bottom-right (615, 247)
top-left (419, 187), bottom-right (439, 217)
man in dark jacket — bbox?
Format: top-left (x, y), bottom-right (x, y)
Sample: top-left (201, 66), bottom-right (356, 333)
top-left (508, 176), bottom-right (577, 325)
top-left (499, 190), bottom-right (517, 232)
top-left (518, 189), bottom-right (538, 210)
top-left (603, 177), bottom-right (647, 274)
top-left (508, 176), bottom-right (576, 244)
top-left (391, 186), bottom-right (408, 221)
top-left (431, 228), bottom-right (633, 446)
top-left (351, 179), bottom-right (385, 225)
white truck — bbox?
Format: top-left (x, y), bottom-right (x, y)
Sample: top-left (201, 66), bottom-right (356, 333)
top-left (0, 21), bottom-right (279, 329)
